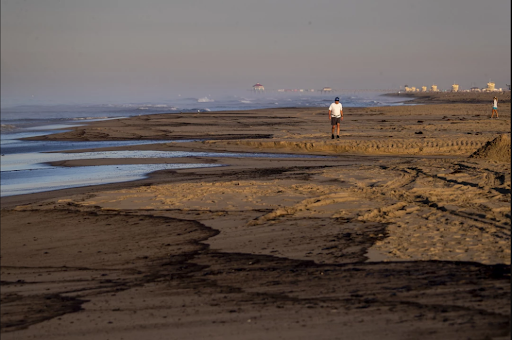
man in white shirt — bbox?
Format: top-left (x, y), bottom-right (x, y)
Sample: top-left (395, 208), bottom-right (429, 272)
top-left (328, 97), bottom-right (343, 139)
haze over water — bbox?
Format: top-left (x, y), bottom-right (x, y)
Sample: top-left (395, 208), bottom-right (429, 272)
top-left (2, 1), bottom-right (510, 108)
top-left (1, 92), bottom-right (408, 133)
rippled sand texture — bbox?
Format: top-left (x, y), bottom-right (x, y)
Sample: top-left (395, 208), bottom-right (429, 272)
top-left (75, 154), bottom-right (510, 265)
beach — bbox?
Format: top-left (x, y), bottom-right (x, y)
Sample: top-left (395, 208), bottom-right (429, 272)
top-left (1, 94), bottom-right (511, 339)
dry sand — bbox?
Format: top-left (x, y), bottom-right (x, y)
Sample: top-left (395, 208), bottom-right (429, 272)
top-left (2, 95), bottom-right (511, 339)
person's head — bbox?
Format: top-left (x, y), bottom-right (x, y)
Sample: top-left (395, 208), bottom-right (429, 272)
top-left (335, 97), bottom-right (340, 102)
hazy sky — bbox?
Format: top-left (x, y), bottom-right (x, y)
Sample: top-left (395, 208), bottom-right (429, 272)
top-left (1, 0), bottom-right (510, 106)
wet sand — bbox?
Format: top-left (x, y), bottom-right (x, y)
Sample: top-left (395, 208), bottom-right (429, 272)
top-left (2, 96), bottom-right (511, 339)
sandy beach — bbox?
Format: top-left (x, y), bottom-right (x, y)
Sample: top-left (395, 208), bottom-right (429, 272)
top-left (2, 93), bottom-right (511, 339)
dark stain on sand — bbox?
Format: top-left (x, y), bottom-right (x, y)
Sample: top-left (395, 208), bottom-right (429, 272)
top-left (1, 207), bottom-right (510, 338)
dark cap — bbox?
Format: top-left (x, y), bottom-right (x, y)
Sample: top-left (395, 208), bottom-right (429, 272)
top-left (335, 97), bottom-right (340, 101)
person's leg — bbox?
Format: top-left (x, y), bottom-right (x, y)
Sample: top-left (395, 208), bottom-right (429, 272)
top-left (337, 122), bottom-right (340, 136)
top-left (491, 108), bottom-right (496, 118)
top-left (331, 124), bottom-right (335, 138)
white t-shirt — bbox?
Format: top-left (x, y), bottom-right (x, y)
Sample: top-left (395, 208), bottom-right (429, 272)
top-left (493, 99), bottom-right (498, 107)
top-left (329, 103), bottom-right (343, 117)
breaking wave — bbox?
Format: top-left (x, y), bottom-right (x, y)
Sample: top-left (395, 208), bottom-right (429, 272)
top-left (198, 97), bottom-right (215, 103)
top-left (1, 124), bottom-right (16, 131)
top-left (72, 117), bottom-right (109, 120)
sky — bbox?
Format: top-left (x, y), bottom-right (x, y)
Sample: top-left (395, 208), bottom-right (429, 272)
top-left (1, 0), bottom-right (510, 107)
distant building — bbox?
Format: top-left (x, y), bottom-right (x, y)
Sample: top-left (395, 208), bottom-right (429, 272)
top-left (471, 87), bottom-right (481, 92)
top-left (430, 85), bottom-right (439, 92)
top-left (421, 86), bottom-right (427, 92)
top-left (321, 87), bottom-right (332, 93)
top-left (486, 82), bottom-right (495, 92)
top-left (451, 84), bottom-right (459, 92)
top-left (252, 83), bottom-right (265, 91)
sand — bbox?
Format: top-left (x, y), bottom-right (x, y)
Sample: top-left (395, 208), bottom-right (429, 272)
top-left (470, 134), bottom-right (511, 163)
top-left (2, 95), bottom-right (510, 339)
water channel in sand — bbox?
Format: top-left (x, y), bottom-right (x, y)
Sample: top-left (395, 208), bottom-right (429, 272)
top-left (1, 129), bottom-right (325, 197)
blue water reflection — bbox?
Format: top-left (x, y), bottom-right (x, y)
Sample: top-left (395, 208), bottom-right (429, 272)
top-left (1, 163), bottom-right (219, 197)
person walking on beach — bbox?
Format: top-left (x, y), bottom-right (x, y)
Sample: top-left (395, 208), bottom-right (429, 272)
top-left (491, 96), bottom-right (499, 119)
top-left (328, 97), bottom-right (343, 139)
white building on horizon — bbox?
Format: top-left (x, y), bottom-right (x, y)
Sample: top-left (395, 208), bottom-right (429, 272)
top-left (252, 83), bottom-right (265, 91)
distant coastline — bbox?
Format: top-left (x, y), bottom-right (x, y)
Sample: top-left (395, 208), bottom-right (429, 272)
top-left (383, 91), bottom-right (511, 104)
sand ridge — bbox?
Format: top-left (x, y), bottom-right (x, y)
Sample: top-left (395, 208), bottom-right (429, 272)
top-left (198, 136), bottom-right (491, 156)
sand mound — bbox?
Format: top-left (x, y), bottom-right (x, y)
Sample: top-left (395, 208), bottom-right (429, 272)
top-left (470, 134), bottom-right (511, 162)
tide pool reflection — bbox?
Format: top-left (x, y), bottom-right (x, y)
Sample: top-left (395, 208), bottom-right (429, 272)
top-left (1, 163), bottom-right (219, 197)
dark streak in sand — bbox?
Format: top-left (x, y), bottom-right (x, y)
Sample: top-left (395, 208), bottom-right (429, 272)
top-left (1, 192), bottom-right (510, 339)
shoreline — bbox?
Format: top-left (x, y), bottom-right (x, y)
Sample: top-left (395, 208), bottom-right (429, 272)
top-left (2, 99), bottom-right (511, 339)
top-left (19, 103), bottom-right (510, 159)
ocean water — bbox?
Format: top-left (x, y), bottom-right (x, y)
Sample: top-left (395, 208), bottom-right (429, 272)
top-left (1, 92), bottom-right (408, 133)
top-left (0, 92), bottom-right (407, 197)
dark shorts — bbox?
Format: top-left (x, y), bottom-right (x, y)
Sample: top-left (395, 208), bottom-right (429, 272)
top-left (331, 116), bottom-right (341, 125)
